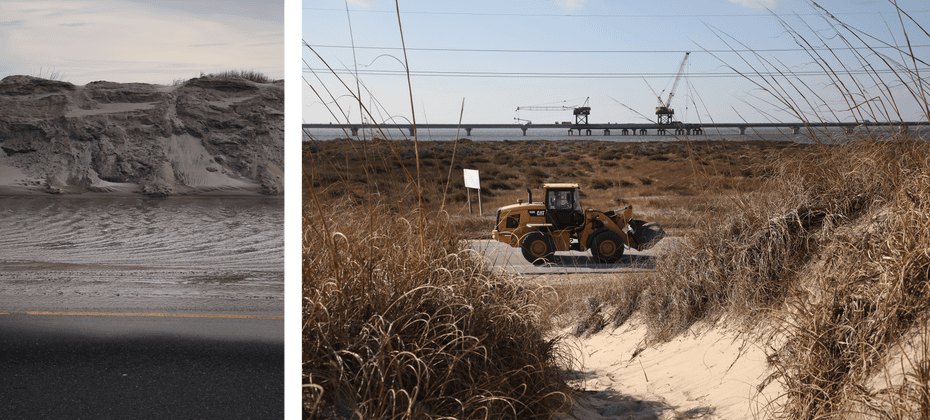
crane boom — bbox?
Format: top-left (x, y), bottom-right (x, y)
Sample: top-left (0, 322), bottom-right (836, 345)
top-left (515, 105), bottom-right (575, 111)
top-left (664, 52), bottom-right (690, 108)
top-left (516, 97), bottom-right (590, 125)
top-left (655, 52), bottom-right (690, 125)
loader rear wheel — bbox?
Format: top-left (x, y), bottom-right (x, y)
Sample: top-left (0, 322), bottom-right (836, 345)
top-left (521, 232), bottom-right (555, 265)
top-left (591, 231), bottom-right (625, 264)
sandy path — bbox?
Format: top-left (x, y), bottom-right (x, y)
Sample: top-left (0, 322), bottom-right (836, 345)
top-left (556, 319), bottom-right (783, 419)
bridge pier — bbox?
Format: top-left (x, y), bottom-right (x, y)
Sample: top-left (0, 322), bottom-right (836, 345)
top-left (409, 127), bottom-right (415, 136)
top-left (693, 127), bottom-right (702, 135)
top-left (522, 127), bottom-right (528, 136)
top-left (585, 129), bottom-right (592, 136)
top-left (675, 128), bottom-right (685, 135)
top-left (351, 127), bottom-right (359, 136)
top-left (604, 129), bottom-right (610, 136)
top-left (465, 127), bottom-right (472, 136)
top-left (622, 128), bottom-right (629, 135)
top-left (739, 127), bottom-right (746, 135)
top-left (843, 126), bottom-right (854, 134)
top-left (791, 126), bottom-right (800, 135)
top-left (639, 128), bottom-right (647, 135)
top-left (657, 128), bottom-right (666, 135)
top-left (568, 129), bottom-right (573, 135)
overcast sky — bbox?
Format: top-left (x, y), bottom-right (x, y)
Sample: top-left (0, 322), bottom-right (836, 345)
top-left (1, 0), bottom-right (283, 85)
top-left (305, 0), bottom-right (929, 124)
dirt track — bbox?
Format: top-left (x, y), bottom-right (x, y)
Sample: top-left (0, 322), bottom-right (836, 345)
top-left (468, 237), bottom-right (678, 276)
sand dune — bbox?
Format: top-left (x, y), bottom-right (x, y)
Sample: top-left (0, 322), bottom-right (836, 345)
top-left (0, 75), bottom-right (282, 196)
top-left (560, 319), bottom-right (783, 419)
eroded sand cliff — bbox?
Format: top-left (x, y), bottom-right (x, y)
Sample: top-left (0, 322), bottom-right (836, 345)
top-left (0, 75), bottom-right (283, 196)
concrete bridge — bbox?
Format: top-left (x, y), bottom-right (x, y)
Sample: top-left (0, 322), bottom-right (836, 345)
top-left (302, 121), bottom-right (927, 138)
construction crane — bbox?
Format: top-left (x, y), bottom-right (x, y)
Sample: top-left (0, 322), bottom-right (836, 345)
top-left (516, 97), bottom-right (590, 125)
top-left (655, 52), bottom-right (690, 125)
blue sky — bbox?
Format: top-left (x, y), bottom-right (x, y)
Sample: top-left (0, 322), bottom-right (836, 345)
top-left (304, 0), bottom-right (930, 124)
top-left (1, 0), bottom-right (283, 84)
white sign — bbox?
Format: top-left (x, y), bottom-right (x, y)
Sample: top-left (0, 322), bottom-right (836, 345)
top-left (463, 169), bottom-right (480, 189)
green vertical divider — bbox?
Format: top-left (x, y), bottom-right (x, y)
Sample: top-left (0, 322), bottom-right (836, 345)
top-left (284, 0), bottom-right (301, 419)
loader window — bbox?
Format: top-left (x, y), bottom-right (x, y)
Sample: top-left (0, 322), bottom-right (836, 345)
top-left (505, 214), bottom-right (520, 229)
top-left (547, 189), bottom-right (579, 211)
top-left (545, 188), bottom-right (584, 229)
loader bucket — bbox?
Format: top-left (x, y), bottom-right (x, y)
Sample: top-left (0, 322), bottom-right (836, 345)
top-left (629, 220), bottom-right (666, 251)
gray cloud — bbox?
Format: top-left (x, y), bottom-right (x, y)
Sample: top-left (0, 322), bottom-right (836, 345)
top-left (1, 1), bottom-right (282, 84)
top-left (118, 0), bottom-right (282, 24)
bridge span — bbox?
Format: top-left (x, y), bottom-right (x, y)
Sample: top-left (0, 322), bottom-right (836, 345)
top-left (303, 121), bottom-right (927, 138)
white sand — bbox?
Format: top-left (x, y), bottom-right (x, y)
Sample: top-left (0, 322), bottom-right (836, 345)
top-left (558, 317), bottom-right (784, 419)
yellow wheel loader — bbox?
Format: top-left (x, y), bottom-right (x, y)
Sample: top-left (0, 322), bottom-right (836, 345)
top-left (491, 183), bottom-right (665, 265)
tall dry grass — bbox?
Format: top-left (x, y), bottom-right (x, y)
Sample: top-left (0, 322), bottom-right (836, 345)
top-left (200, 70), bottom-right (274, 83)
top-left (31, 65), bottom-right (67, 82)
top-left (766, 139), bottom-right (930, 418)
top-left (168, 70), bottom-right (276, 86)
top-left (303, 198), bottom-right (572, 418)
top-left (695, 4), bottom-right (930, 416)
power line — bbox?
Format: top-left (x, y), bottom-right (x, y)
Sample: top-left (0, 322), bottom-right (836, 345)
top-left (304, 7), bottom-right (930, 18)
top-left (304, 67), bottom-right (930, 79)
top-left (305, 43), bottom-right (930, 55)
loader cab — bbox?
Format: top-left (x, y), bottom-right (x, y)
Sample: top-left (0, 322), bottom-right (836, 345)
top-left (543, 183), bottom-right (584, 229)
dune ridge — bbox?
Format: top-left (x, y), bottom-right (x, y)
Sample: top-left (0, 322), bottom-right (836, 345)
top-left (0, 75), bottom-right (283, 196)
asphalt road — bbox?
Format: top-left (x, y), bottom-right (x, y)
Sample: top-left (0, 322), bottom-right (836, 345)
top-left (0, 311), bottom-right (283, 420)
top-left (0, 312), bottom-right (284, 419)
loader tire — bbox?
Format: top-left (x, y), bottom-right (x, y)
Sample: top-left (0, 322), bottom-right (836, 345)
top-left (591, 231), bottom-right (625, 264)
top-left (521, 232), bottom-right (555, 265)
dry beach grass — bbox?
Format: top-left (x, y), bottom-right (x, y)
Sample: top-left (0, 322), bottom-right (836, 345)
top-left (303, 199), bottom-right (573, 418)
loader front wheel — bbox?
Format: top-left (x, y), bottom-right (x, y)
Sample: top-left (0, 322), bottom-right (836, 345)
top-left (521, 232), bottom-right (555, 265)
top-left (591, 231), bottom-right (625, 264)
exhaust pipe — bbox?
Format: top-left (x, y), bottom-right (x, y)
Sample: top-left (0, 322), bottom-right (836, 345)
top-left (526, 188), bottom-right (533, 204)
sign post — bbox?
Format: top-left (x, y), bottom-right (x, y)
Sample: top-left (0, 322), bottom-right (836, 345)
top-left (463, 169), bottom-right (482, 215)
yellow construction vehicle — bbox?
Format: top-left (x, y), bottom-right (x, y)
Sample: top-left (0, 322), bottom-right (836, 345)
top-left (491, 183), bottom-right (664, 265)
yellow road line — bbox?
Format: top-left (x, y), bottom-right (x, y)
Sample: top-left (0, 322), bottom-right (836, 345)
top-left (5, 311), bottom-right (282, 320)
